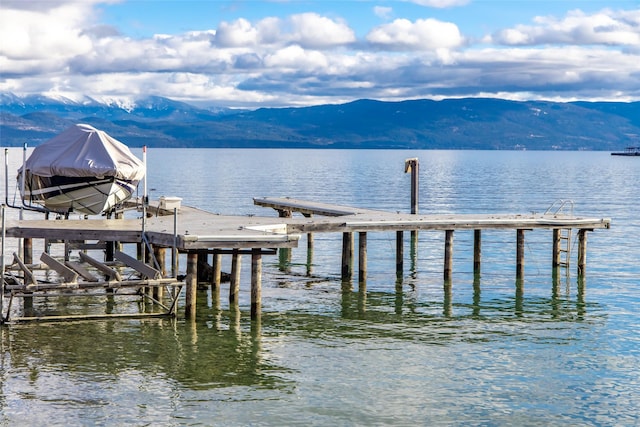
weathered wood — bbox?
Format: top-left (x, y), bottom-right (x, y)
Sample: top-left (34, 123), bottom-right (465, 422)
top-left (577, 229), bottom-right (588, 276)
top-left (251, 248), bottom-right (262, 320)
top-left (552, 229), bottom-right (561, 268)
top-left (78, 251), bottom-right (121, 281)
top-left (404, 158), bottom-right (419, 215)
top-left (211, 253), bottom-right (222, 289)
top-left (444, 230), bottom-right (454, 282)
top-left (65, 260), bottom-right (99, 282)
top-left (396, 230), bottom-right (403, 278)
top-left (358, 232), bottom-right (367, 286)
top-left (230, 252), bottom-right (241, 305)
top-left (23, 238), bottom-right (33, 264)
top-left (40, 252), bottom-right (78, 283)
top-left (114, 250), bottom-right (161, 279)
top-left (153, 246), bottom-right (166, 300)
top-left (185, 252), bottom-right (197, 318)
top-left (473, 229), bottom-right (482, 276)
top-left (12, 252), bottom-right (37, 286)
top-left (341, 232), bottom-right (354, 281)
top-left (516, 229), bottom-right (525, 280)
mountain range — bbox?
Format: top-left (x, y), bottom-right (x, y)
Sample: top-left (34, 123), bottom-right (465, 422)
top-left (1, 92), bottom-right (638, 150)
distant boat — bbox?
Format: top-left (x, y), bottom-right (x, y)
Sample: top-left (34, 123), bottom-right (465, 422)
top-left (611, 146), bottom-right (640, 156)
top-left (17, 124), bottom-right (145, 215)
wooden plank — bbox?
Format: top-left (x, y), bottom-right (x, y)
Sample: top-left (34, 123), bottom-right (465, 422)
top-left (114, 251), bottom-right (161, 279)
top-left (254, 197), bottom-right (380, 217)
top-left (40, 252), bottom-right (78, 283)
top-left (12, 252), bottom-right (37, 286)
top-left (65, 261), bottom-right (99, 282)
top-left (78, 251), bottom-right (121, 281)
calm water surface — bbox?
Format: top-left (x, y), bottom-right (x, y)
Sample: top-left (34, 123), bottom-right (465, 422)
top-left (1, 149), bottom-right (639, 426)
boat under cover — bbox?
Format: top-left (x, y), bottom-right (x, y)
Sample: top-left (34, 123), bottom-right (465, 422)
top-left (18, 124), bottom-right (145, 215)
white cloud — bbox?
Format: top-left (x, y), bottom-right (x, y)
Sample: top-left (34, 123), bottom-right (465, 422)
top-left (288, 13), bottom-right (356, 48)
top-left (1, 1), bottom-right (639, 107)
top-left (374, 6), bottom-right (393, 20)
top-left (407, 0), bottom-right (470, 8)
top-left (491, 8), bottom-right (640, 46)
top-left (367, 18), bottom-right (464, 50)
top-left (0, 3), bottom-right (94, 62)
top-left (215, 18), bottom-right (259, 47)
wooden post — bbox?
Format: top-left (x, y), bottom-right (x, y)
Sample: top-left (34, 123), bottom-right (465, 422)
top-left (444, 230), bottom-right (454, 282)
top-left (516, 229), bottom-right (525, 280)
top-left (396, 230), bottom-right (403, 278)
top-left (405, 158), bottom-right (419, 263)
top-left (552, 229), bottom-right (561, 267)
top-left (278, 210), bottom-right (292, 273)
top-left (153, 246), bottom-right (166, 301)
top-left (211, 252), bottom-right (222, 308)
top-left (405, 158), bottom-right (419, 215)
top-left (358, 232), bottom-right (367, 287)
top-left (23, 238), bottom-right (32, 264)
top-left (229, 251), bottom-right (241, 305)
top-left (577, 229), bottom-right (588, 276)
top-left (473, 229), bottom-right (481, 276)
top-left (306, 232), bottom-right (314, 276)
top-left (185, 252), bottom-right (197, 318)
top-left (341, 232), bottom-right (354, 281)
top-left (251, 248), bottom-right (262, 320)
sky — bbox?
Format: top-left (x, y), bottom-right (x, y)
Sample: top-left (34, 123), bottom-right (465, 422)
top-left (1, 0), bottom-right (639, 108)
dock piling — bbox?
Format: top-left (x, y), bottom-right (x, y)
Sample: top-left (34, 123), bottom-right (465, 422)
top-left (251, 248), bottom-right (262, 320)
top-left (341, 232), bottom-right (354, 281)
top-left (516, 229), bottom-right (526, 280)
top-left (185, 252), bottom-right (197, 318)
top-left (229, 251), bottom-right (241, 305)
top-left (358, 232), bottom-right (367, 286)
top-left (577, 229), bottom-right (588, 276)
top-left (473, 230), bottom-right (482, 276)
top-left (444, 230), bottom-right (454, 282)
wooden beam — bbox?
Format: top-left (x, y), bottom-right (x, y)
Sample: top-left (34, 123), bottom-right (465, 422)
top-left (78, 252), bottom-right (121, 281)
top-left (13, 252), bottom-right (37, 286)
top-left (114, 251), bottom-right (161, 279)
top-left (65, 260), bottom-right (99, 282)
top-left (40, 252), bottom-right (78, 283)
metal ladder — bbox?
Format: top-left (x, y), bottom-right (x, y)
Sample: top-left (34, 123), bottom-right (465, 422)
top-left (545, 200), bottom-right (574, 269)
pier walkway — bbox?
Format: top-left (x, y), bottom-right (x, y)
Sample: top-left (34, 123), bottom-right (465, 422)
top-left (2, 198), bottom-right (610, 323)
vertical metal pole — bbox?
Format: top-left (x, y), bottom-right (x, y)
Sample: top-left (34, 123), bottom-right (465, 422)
top-left (172, 207), bottom-right (178, 277)
top-left (1, 205), bottom-right (6, 323)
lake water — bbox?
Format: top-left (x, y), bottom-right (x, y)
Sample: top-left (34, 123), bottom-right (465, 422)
top-left (1, 149), bottom-right (639, 426)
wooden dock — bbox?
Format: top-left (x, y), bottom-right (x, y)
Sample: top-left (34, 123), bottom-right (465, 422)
top-left (1, 197), bottom-right (611, 323)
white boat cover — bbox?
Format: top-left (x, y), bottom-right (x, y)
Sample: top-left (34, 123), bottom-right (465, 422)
top-left (20, 124), bottom-right (145, 181)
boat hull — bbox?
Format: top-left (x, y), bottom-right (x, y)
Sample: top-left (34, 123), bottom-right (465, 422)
top-left (22, 175), bottom-right (138, 215)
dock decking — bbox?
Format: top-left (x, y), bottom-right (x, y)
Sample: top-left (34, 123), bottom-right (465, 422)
top-left (2, 197), bottom-right (611, 323)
